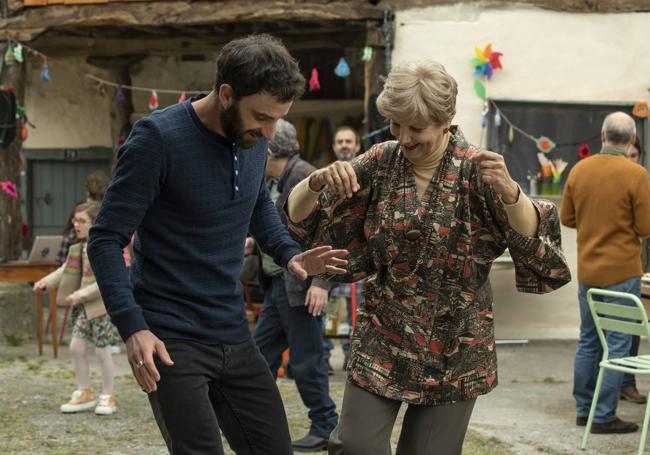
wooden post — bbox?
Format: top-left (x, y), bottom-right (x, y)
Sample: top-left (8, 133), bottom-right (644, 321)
top-left (363, 20), bottom-right (387, 149)
top-left (106, 65), bottom-right (134, 171)
top-left (0, 44), bottom-right (25, 261)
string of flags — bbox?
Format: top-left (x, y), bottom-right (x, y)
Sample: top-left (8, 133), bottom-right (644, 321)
top-left (4, 36), bottom-right (375, 105)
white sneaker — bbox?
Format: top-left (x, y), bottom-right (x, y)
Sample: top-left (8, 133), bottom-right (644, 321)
top-left (95, 394), bottom-right (117, 415)
top-left (60, 389), bottom-right (96, 413)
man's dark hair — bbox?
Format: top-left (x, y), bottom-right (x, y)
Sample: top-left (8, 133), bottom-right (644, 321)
top-left (215, 34), bottom-right (305, 102)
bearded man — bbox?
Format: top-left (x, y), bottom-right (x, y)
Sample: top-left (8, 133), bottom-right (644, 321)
top-left (88, 34), bottom-right (348, 455)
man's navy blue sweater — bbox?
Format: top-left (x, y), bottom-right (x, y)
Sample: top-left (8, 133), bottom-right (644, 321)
top-left (88, 101), bottom-right (303, 344)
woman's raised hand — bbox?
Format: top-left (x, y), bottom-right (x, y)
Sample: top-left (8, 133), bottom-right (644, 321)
top-left (308, 161), bottom-right (360, 199)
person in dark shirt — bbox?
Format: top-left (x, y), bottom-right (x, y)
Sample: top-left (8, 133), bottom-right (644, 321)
top-left (88, 34), bottom-right (348, 455)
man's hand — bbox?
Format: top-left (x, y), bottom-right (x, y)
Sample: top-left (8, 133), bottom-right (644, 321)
top-left (244, 237), bottom-right (255, 255)
top-left (287, 245), bottom-right (348, 281)
top-left (308, 161), bottom-right (360, 198)
top-left (126, 330), bottom-right (174, 394)
top-left (470, 150), bottom-right (519, 204)
top-left (65, 292), bottom-right (82, 306)
top-left (305, 285), bottom-right (329, 316)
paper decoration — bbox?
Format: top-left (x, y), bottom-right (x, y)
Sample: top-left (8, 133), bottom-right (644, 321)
top-left (632, 101), bottom-right (649, 118)
top-left (40, 59), bottom-right (50, 82)
top-left (334, 57), bottom-right (350, 78)
top-left (309, 68), bottom-right (320, 92)
top-left (0, 181), bottom-right (17, 198)
top-left (362, 46), bottom-right (373, 62)
top-left (470, 43), bottom-right (503, 80)
top-left (148, 90), bottom-right (159, 110)
top-left (481, 102), bottom-right (489, 128)
top-left (4, 46), bottom-right (14, 66)
top-left (178, 91), bottom-right (187, 103)
top-left (115, 85), bottom-right (125, 105)
top-left (550, 159), bottom-right (568, 183)
top-left (494, 110), bottom-right (502, 128)
top-left (578, 143), bottom-right (592, 159)
top-left (535, 135), bottom-right (556, 153)
top-left (473, 79), bottom-right (486, 100)
top-left (13, 44), bottom-right (23, 63)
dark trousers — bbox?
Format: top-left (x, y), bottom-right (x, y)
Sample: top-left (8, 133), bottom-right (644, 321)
top-left (329, 381), bottom-right (476, 455)
top-left (148, 339), bottom-right (292, 455)
top-left (253, 276), bottom-right (338, 438)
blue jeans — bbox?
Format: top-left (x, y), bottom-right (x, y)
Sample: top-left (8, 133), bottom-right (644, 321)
top-left (573, 277), bottom-right (640, 423)
top-left (253, 276), bottom-right (338, 439)
top-left (322, 297), bottom-right (353, 360)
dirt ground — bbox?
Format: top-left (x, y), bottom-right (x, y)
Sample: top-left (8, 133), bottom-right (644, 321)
top-left (1, 339), bottom-right (648, 454)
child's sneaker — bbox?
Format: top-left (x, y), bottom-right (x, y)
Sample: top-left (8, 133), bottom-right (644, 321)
top-left (94, 394), bottom-right (116, 415)
top-left (60, 388), bottom-right (96, 413)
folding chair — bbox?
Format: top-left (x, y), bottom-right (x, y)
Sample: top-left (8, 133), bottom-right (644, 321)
top-left (582, 288), bottom-right (650, 455)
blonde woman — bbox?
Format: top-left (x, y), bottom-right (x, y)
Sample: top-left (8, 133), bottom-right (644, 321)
top-left (286, 60), bottom-right (571, 454)
top-left (34, 201), bottom-right (120, 416)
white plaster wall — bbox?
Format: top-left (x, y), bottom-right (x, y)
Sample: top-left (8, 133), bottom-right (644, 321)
top-left (24, 58), bottom-right (113, 149)
top-left (393, 5), bottom-right (650, 146)
top-left (390, 5), bottom-right (650, 339)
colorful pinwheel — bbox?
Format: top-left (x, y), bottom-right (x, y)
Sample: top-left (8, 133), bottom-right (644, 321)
top-left (470, 44), bottom-right (503, 80)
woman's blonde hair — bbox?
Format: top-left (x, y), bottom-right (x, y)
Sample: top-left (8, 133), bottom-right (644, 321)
top-left (376, 60), bottom-right (458, 126)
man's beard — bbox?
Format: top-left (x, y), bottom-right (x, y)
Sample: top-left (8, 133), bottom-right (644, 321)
top-left (220, 102), bottom-right (262, 149)
top-left (335, 148), bottom-right (355, 161)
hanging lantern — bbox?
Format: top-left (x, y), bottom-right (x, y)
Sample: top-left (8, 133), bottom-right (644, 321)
top-left (13, 44), bottom-right (23, 63)
top-left (334, 57), bottom-right (350, 78)
top-left (148, 90), bottom-right (159, 110)
top-left (115, 85), bottom-right (126, 105)
top-left (309, 68), bottom-right (320, 92)
top-left (508, 126), bottom-right (514, 143)
top-left (41, 59), bottom-right (50, 82)
top-left (20, 125), bottom-right (27, 141)
top-left (494, 110), bottom-right (502, 128)
top-left (361, 46), bottom-right (373, 62)
top-left (4, 46), bottom-right (14, 66)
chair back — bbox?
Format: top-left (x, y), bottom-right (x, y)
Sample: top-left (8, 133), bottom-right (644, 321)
top-left (586, 288), bottom-right (650, 359)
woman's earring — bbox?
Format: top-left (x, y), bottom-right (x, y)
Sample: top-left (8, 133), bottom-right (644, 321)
top-left (443, 127), bottom-right (449, 134)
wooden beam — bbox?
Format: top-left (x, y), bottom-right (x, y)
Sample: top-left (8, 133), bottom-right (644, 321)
top-left (4, 1), bottom-right (383, 41)
top-left (27, 31), bottom-right (368, 57)
top-left (383, 0), bottom-right (650, 12)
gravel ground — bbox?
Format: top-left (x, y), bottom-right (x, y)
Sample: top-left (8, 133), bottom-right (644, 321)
top-left (6, 338), bottom-right (648, 454)
top-left (0, 341), bottom-right (514, 455)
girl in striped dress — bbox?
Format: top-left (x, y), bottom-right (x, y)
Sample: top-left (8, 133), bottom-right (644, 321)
top-left (34, 201), bottom-right (120, 415)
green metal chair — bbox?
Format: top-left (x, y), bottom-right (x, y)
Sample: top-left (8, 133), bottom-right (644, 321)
top-left (582, 288), bottom-right (650, 454)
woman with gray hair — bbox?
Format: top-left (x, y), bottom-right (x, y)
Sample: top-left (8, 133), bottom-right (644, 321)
top-left (286, 60), bottom-right (571, 454)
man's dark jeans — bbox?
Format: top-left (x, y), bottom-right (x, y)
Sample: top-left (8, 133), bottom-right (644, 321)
top-left (148, 338), bottom-right (292, 455)
top-left (253, 276), bottom-right (338, 439)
